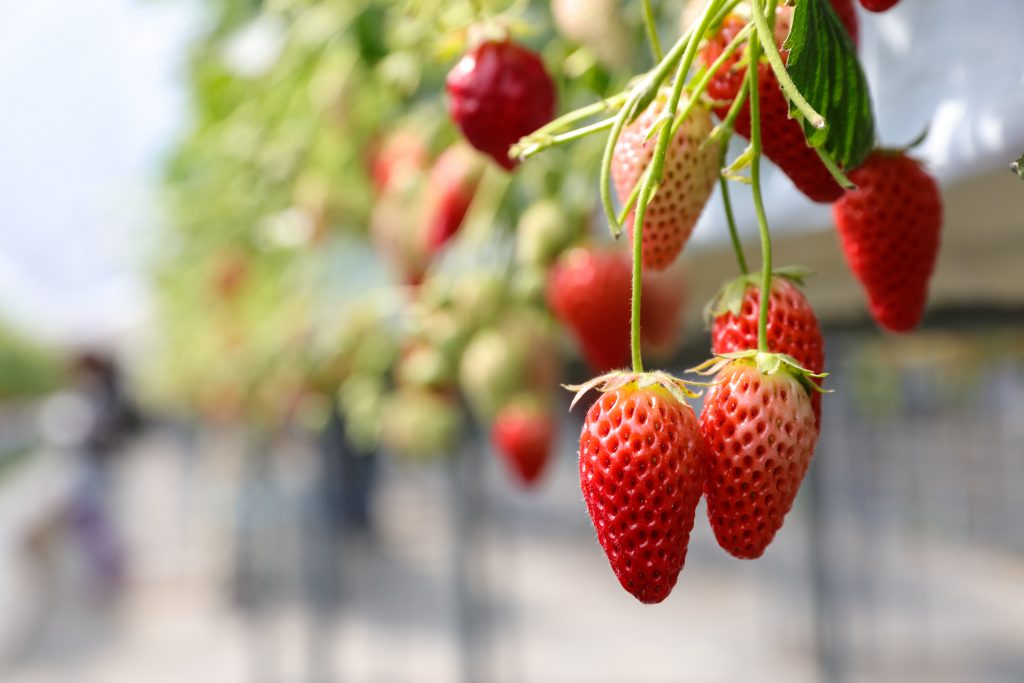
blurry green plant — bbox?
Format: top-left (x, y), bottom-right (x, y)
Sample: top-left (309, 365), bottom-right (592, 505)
top-left (152, 0), bottom-right (656, 445)
top-left (0, 323), bottom-right (61, 400)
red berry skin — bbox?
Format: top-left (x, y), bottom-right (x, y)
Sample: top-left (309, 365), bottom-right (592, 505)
top-left (547, 247), bottom-right (688, 373)
top-left (423, 146), bottom-right (484, 252)
top-left (579, 385), bottom-right (706, 603)
top-left (701, 16), bottom-right (845, 203)
top-left (493, 404), bottom-right (555, 486)
top-left (711, 278), bottom-right (825, 424)
top-left (371, 130), bottom-right (428, 193)
top-left (700, 362), bottom-right (818, 559)
top-left (858, 0), bottom-right (899, 12)
top-left (446, 39), bottom-right (556, 171)
top-left (832, 152), bottom-right (942, 332)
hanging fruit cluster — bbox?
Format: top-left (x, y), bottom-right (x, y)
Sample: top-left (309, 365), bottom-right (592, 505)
top-left (157, 0), bottom-right (950, 601)
top-left (439, 0), bottom-right (941, 602)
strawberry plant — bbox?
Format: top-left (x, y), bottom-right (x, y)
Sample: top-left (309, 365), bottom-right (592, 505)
top-left (158, 0), bottom-right (958, 601)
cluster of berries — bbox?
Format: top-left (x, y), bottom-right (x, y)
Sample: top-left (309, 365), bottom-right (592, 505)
top-left (432, 0), bottom-right (942, 601)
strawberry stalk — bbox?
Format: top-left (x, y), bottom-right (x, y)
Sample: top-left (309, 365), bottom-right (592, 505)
top-left (641, 0), bottom-right (664, 61)
top-left (718, 144), bottom-right (749, 275)
top-left (627, 0), bottom-right (726, 371)
top-left (749, 0), bottom-right (825, 131)
top-left (747, 0), bottom-right (773, 353)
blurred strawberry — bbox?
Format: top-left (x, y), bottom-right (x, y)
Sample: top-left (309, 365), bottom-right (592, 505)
top-left (515, 200), bottom-right (581, 269)
top-left (209, 248), bottom-right (250, 302)
top-left (371, 129), bottom-right (428, 193)
top-left (492, 398), bottom-right (556, 486)
top-left (380, 389), bottom-right (461, 460)
top-left (552, 0), bottom-right (631, 68)
top-left (547, 245), bottom-right (688, 373)
top-left (370, 181), bottom-right (430, 286)
top-left (423, 145), bottom-right (484, 252)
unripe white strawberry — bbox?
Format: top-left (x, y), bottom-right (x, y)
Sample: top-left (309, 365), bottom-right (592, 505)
top-left (612, 92), bottom-right (720, 271)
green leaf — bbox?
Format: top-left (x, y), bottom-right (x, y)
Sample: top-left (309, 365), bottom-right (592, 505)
top-left (783, 0), bottom-right (876, 169)
top-left (1012, 153), bottom-right (1024, 180)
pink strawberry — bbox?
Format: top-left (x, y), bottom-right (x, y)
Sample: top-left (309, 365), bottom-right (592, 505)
top-left (699, 357), bottom-right (819, 558)
top-left (612, 92), bottom-right (720, 270)
top-left (446, 38), bottom-right (556, 170)
top-left (832, 151), bottom-right (942, 332)
top-left (577, 375), bottom-right (706, 603)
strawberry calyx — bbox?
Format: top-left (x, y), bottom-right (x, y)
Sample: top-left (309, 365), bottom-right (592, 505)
top-left (564, 370), bottom-right (701, 411)
top-left (702, 265), bottom-right (815, 324)
top-left (690, 350), bottom-right (828, 397)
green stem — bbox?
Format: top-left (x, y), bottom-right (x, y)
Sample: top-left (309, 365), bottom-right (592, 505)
top-left (747, 0), bottom-right (772, 353)
top-left (719, 145), bottom-right (748, 275)
top-left (630, 181), bottom-right (654, 373)
top-left (601, 0), bottom-right (737, 236)
top-left (814, 146), bottom-right (856, 190)
top-left (600, 88), bottom-right (645, 237)
top-left (528, 92), bottom-right (629, 139)
top-left (641, 0), bottom-right (664, 61)
top-left (627, 0), bottom-right (726, 372)
top-left (707, 69), bottom-right (749, 146)
top-left (748, 0), bottom-right (825, 130)
top-left (515, 117), bottom-right (616, 160)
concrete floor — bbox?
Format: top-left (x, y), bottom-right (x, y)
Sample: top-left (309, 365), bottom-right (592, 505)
top-left (2, 419), bottom-right (1023, 683)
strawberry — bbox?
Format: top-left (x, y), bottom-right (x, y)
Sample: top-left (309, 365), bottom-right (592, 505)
top-left (575, 374), bottom-right (706, 603)
top-left (370, 181), bottom-right (430, 286)
top-left (699, 356), bottom-right (819, 559)
top-left (708, 273), bottom-right (824, 423)
top-left (446, 38), bottom-right (556, 170)
top-left (858, 0), bottom-right (899, 12)
top-left (423, 145), bottom-right (484, 252)
top-left (492, 400), bottom-right (555, 486)
top-left (552, 0), bottom-right (631, 68)
top-left (371, 129), bottom-right (428, 193)
top-left (547, 246), bottom-right (688, 373)
top-left (641, 260), bottom-right (689, 357)
top-left (832, 151), bottom-right (942, 332)
top-left (701, 15), bottom-right (845, 203)
top-left (612, 92), bottom-right (720, 271)
top-left (515, 200), bottom-right (581, 268)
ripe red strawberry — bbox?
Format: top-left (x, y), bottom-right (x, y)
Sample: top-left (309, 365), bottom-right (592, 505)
top-left (612, 92), bottom-right (720, 270)
top-left (446, 38), bottom-right (556, 170)
top-left (709, 274), bottom-right (825, 423)
top-left (548, 247), bottom-right (631, 372)
top-left (423, 145), bottom-right (484, 252)
top-left (492, 401), bottom-right (555, 486)
top-left (858, 0), bottom-right (899, 12)
top-left (547, 246), bottom-right (688, 373)
top-left (701, 15), bottom-right (845, 203)
top-left (577, 376), bottom-right (706, 603)
top-left (832, 151), bottom-right (942, 332)
top-left (699, 358), bottom-right (818, 559)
